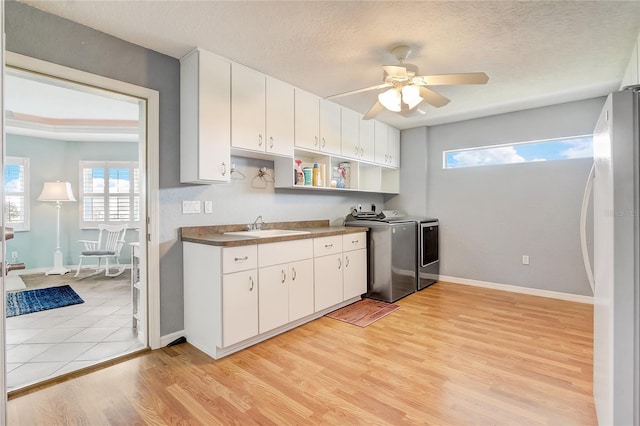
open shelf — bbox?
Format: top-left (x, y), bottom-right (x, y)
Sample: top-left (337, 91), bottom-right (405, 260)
top-left (274, 148), bottom-right (399, 194)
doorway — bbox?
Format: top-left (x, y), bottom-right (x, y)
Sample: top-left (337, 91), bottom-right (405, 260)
top-left (2, 53), bottom-right (160, 392)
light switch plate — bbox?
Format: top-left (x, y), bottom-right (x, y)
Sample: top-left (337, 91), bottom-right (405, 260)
top-left (182, 200), bottom-right (201, 214)
top-left (204, 201), bottom-right (213, 214)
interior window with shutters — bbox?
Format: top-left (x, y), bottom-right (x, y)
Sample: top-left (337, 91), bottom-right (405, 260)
top-left (79, 161), bottom-right (140, 228)
top-left (4, 156), bottom-right (30, 231)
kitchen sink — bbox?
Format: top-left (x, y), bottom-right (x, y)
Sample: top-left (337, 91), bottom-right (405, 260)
top-left (224, 229), bottom-right (311, 238)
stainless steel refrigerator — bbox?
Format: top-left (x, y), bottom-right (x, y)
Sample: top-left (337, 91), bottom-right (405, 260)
top-left (582, 88), bottom-right (639, 425)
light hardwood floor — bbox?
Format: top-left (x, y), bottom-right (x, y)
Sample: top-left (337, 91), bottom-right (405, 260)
top-left (7, 282), bottom-right (596, 425)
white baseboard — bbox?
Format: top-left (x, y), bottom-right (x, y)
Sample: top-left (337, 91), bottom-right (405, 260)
top-left (161, 330), bottom-right (185, 347)
top-left (438, 275), bottom-right (594, 304)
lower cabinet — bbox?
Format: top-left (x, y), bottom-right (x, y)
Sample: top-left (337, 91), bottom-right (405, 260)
top-left (259, 259), bottom-right (313, 333)
top-left (314, 253), bottom-right (344, 312)
top-left (343, 248), bottom-right (367, 300)
top-left (222, 270), bottom-right (258, 347)
top-left (183, 231), bottom-right (367, 360)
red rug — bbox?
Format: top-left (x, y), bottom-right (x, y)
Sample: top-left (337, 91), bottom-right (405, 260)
top-left (325, 298), bottom-right (400, 327)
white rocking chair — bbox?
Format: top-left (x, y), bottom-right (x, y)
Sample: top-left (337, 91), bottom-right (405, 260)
top-left (75, 224), bottom-right (128, 277)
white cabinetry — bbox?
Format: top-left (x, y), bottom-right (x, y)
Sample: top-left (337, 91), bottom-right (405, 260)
top-left (231, 63), bottom-right (294, 157)
top-left (341, 108), bottom-right (360, 159)
top-left (258, 239), bottom-right (314, 333)
top-left (319, 100), bottom-right (342, 155)
top-left (374, 121), bottom-right (400, 168)
top-left (180, 48), bottom-right (231, 183)
top-left (222, 270), bottom-right (258, 346)
top-left (313, 235), bottom-right (344, 311)
top-left (294, 88), bottom-right (320, 150)
top-left (358, 118), bottom-right (376, 163)
top-left (342, 233), bottom-right (367, 300)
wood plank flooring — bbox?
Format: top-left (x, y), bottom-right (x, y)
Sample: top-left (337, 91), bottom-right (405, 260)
top-left (7, 282), bottom-right (596, 425)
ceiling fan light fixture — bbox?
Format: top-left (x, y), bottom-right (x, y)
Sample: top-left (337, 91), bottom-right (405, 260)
top-left (401, 85), bottom-right (423, 109)
top-left (378, 88), bottom-right (401, 112)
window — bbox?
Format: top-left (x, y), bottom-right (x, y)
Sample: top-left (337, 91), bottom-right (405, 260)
top-left (443, 135), bottom-right (593, 169)
top-left (4, 156), bottom-right (30, 231)
top-left (79, 161), bottom-right (140, 228)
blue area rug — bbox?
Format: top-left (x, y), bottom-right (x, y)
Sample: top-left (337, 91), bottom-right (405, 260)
top-left (6, 285), bottom-right (84, 317)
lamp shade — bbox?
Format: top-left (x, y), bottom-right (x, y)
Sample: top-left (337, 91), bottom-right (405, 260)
top-left (378, 88), bottom-right (402, 112)
top-left (38, 181), bottom-right (76, 202)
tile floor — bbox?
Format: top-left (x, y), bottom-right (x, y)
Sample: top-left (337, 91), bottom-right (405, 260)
top-left (5, 270), bottom-right (145, 391)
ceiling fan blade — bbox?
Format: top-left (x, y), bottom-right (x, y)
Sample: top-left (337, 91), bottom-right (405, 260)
top-left (383, 65), bottom-right (408, 80)
top-left (363, 101), bottom-right (384, 120)
top-left (418, 86), bottom-right (450, 108)
top-left (325, 83), bottom-right (392, 100)
top-left (413, 72), bottom-right (489, 86)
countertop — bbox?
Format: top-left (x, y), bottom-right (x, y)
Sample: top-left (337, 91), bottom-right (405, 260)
top-left (180, 220), bottom-right (367, 247)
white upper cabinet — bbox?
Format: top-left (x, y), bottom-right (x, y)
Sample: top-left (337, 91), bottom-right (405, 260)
top-left (374, 121), bottom-right (400, 168)
top-left (319, 99), bottom-right (342, 155)
top-left (294, 88), bottom-right (320, 150)
top-left (232, 63), bottom-right (294, 157)
top-left (341, 107), bottom-right (360, 159)
top-left (180, 48), bottom-right (231, 183)
top-left (265, 77), bottom-right (295, 156)
top-left (374, 121), bottom-right (389, 165)
top-left (387, 126), bottom-right (400, 168)
top-left (358, 118), bottom-right (376, 163)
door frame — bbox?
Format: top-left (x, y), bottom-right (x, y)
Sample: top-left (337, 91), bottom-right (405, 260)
top-left (5, 51), bottom-right (161, 350)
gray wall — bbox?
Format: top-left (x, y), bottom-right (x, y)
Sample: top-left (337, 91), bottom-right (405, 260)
top-left (423, 98), bottom-right (604, 296)
top-left (6, 134), bottom-right (138, 268)
top-left (6, 1), bottom-right (383, 336)
top-left (384, 126), bottom-right (428, 215)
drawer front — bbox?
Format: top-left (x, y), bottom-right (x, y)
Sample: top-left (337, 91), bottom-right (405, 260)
top-left (222, 245), bottom-right (258, 273)
top-left (258, 239), bottom-right (313, 267)
top-left (343, 232), bottom-right (366, 251)
top-left (313, 235), bottom-right (343, 256)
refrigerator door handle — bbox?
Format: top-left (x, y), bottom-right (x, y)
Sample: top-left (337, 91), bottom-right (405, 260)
top-left (580, 162), bottom-right (596, 294)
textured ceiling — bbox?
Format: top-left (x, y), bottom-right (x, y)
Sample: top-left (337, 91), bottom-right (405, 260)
top-left (19, 0), bottom-right (640, 129)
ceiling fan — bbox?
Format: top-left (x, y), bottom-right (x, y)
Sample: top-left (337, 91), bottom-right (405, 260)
top-left (325, 45), bottom-right (489, 120)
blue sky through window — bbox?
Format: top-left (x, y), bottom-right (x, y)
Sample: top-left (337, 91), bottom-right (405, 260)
top-left (444, 135), bottom-right (593, 169)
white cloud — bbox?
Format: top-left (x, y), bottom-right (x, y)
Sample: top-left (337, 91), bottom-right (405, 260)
top-left (450, 146), bottom-right (526, 168)
top-left (560, 137), bottom-right (593, 159)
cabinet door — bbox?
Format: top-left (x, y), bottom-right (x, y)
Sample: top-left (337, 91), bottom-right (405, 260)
top-left (314, 254), bottom-right (344, 312)
top-left (231, 63), bottom-right (266, 151)
top-left (319, 100), bottom-right (342, 155)
top-left (180, 49), bottom-right (231, 183)
top-left (374, 121), bottom-right (389, 165)
top-left (387, 126), bottom-right (400, 168)
top-left (266, 77), bottom-right (294, 157)
top-left (341, 107), bottom-right (360, 159)
top-left (359, 118), bottom-right (375, 163)
top-left (288, 259), bottom-right (314, 322)
top-left (258, 264), bottom-right (289, 333)
top-left (222, 270), bottom-right (258, 347)
top-left (294, 88), bottom-right (320, 150)
top-left (343, 249), bottom-right (367, 300)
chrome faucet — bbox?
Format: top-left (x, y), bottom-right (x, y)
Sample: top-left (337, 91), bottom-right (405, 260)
top-left (248, 215), bottom-right (264, 231)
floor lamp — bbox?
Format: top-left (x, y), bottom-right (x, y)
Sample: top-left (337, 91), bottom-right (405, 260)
top-left (38, 181), bottom-right (76, 275)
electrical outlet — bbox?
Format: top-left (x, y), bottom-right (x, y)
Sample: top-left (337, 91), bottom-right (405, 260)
top-left (10, 251), bottom-right (18, 260)
top-left (204, 201), bottom-right (213, 214)
top-left (522, 255), bottom-right (530, 265)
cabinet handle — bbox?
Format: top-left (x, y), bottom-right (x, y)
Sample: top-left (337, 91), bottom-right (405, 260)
top-left (269, 136), bottom-right (274, 148)
top-left (385, 154), bottom-right (388, 162)
top-left (388, 155), bottom-right (392, 164)
top-left (258, 134), bottom-right (263, 146)
top-left (291, 267), bottom-right (297, 281)
top-left (338, 258), bottom-right (342, 269)
top-left (355, 146), bottom-right (359, 156)
top-left (324, 243), bottom-right (333, 248)
top-left (221, 162), bottom-right (227, 176)
top-left (360, 147), bottom-right (364, 157)
top-left (281, 269), bottom-right (286, 284)
top-left (345, 256), bottom-right (350, 267)
top-left (314, 136), bottom-right (318, 147)
top-left (234, 256), bottom-right (249, 262)
top-left (249, 276), bottom-right (254, 291)
top-left (352, 240), bottom-right (358, 244)
top-left (322, 137), bottom-right (326, 148)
